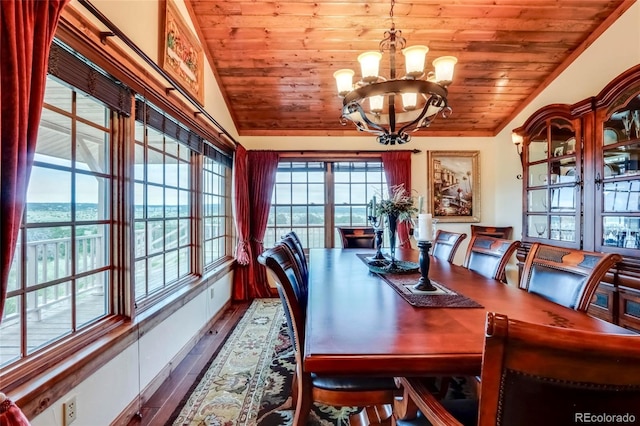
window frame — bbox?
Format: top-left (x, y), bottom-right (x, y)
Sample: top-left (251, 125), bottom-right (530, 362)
top-left (132, 108), bottom-right (197, 309)
top-left (0, 73), bottom-right (127, 384)
top-left (266, 157), bottom-right (387, 249)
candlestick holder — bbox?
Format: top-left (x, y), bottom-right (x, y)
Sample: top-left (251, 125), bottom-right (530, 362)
top-left (367, 214), bottom-right (386, 260)
top-left (414, 240), bottom-right (437, 291)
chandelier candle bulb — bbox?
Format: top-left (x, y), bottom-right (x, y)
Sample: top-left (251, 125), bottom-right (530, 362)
top-left (433, 56), bottom-right (458, 85)
top-left (333, 69), bottom-right (355, 97)
top-left (358, 51), bottom-right (382, 82)
top-left (370, 95), bottom-right (385, 113)
top-left (402, 45), bottom-right (429, 77)
top-left (401, 92), bottom-right (418, 111)
top-left (418, 213), bottom-right (432, 241)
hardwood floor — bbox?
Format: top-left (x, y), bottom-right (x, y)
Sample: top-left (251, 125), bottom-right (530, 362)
top-left (126, 302), bottom-right (250, 426)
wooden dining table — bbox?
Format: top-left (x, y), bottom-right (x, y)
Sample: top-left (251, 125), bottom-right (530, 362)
top-left (303, 248), bottom-right (632, 377)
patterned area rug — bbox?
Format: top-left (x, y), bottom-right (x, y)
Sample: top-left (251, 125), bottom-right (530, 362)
top-left (168, 298), bottom-right (358, 425)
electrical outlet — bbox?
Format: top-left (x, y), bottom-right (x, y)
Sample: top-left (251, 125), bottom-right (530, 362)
top-left (63, 396), bottom-right (77, 426)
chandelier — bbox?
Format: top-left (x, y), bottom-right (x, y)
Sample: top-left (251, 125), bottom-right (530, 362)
top-left (333, 0), bottom-right (457, 145)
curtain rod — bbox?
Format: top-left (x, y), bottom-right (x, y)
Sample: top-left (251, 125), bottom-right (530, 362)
top-left (77, 0), bottom-right (238, 147)
top-left (276, 149), bottom-right (421, 155)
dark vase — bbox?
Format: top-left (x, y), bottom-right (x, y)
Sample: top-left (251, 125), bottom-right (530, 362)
top-left (387, 213), bottom-right (398, 261)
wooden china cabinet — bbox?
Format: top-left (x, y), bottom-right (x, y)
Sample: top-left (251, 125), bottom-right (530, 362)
top-left (514, 64), bottom-right (640, 332)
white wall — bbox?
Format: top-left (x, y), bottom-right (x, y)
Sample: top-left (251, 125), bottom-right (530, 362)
top-left (30, 273), bottom-right (232, 426)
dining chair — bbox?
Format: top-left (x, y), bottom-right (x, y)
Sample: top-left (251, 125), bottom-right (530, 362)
top-left (519, 243), bottom-right (622, 312)
top-left (283, 231), bottom-right (307, 268)
top-left (258, 243), bottom-right (397, 426)
top-left (396, 311), bottom-right (640, 426)
top-left (282, 231), bottom-right (309, 291)
top-left (462, 235), bottom-right (520, 283)
top-left (432, 230), bottom-right (467, 263)
top-left (469, 225), bottom-right (513, 240)
top-left (337, 226), bottom-right (376, 248)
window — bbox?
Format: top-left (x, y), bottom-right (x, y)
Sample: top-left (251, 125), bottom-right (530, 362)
top-left (0, 43), bottom-right (234, 369)
top-left (132, 100), bottom-right (233, 306)
top-left (203, 157), bottom-right (231, 269)
top-left (1, 76), bottom-right (113, 367)
top-left (265, 160), bottom-right (387, 248)
top-left (133, 104), bottom-right (195, 304)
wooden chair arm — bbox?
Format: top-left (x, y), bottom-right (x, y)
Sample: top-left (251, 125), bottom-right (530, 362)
top-left (398, 378), bottom-right (463, 426)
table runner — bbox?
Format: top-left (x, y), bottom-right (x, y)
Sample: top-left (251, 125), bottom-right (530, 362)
top-left (357, 254), bottom-right (483, 308)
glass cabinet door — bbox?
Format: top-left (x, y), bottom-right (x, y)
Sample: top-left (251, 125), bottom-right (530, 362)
top-left (597, 92), bottom-right (640, 254)
top-left (524, 117), bottom-right (581, 247)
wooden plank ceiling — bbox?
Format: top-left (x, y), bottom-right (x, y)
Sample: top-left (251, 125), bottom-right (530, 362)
top-left (186, 0), bottom-right (632, 138)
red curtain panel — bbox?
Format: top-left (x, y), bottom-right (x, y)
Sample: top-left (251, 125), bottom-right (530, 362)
top-left (0, 0), bottom-right (70, 319)
top-left (231, 144), bottom-right (252, 300)
top-left (381, 151), bottom-right (413, 248)
top-left (238, 150), bottom-right (279, 300)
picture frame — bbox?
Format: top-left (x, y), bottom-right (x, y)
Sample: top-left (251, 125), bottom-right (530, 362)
top-left (427, 150), bottom-right (480, 223)
top-left (160, 0), bottom-right (204, 105)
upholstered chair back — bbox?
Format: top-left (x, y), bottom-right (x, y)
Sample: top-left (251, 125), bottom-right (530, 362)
top-left (478, 312), bottom-right (640, 426)
top-left (281, 233), bottom-right (309, 299)
top-left (463, 235), bottom-right (520, 282)
top-left (432, 230), bottom-right (467, 263)
top-left (519, 243), bottom-right (621, 311)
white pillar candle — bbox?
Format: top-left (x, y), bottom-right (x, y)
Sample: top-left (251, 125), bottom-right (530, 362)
top-left (418, 213), bottom-right (433, 241)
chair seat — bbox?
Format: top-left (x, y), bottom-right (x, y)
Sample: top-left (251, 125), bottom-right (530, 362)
top-left (311, 374), bottom-right (397, 392)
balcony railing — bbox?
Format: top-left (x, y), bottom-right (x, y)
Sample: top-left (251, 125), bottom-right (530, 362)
top-left (2, 234), bottom-right (105, 324)
top-left (1, 234), bottom-right (109, 366)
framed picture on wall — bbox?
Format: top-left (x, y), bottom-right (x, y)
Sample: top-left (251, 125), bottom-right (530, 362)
top-left (427, 150), bottom-right (480, 223)
top-left (160, 0), bottom-right (204, 104)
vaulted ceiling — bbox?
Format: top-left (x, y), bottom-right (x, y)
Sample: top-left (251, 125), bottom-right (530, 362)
top-left (185, 0), bottom-right (633, 138)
